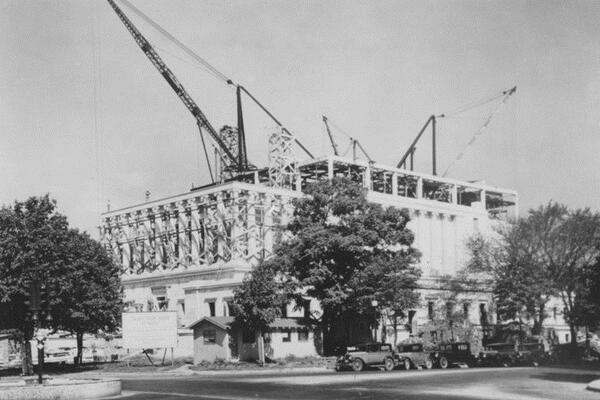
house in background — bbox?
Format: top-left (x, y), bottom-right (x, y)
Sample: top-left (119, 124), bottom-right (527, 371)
top-left (188, 316), bottom-right (318, 364)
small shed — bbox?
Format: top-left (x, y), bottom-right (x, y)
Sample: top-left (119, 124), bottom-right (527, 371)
top-left (188, 316), bottom-right (236, 364)
top-left (188, 317), bottom-right (318, 363)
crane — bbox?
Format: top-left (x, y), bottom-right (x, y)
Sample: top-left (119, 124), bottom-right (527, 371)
top-left (106, 0), bottom-right (248, 177)
top-left (397, 86), bottom-right (517, 176)
top-left (322, 116), bottom-right (339, 156)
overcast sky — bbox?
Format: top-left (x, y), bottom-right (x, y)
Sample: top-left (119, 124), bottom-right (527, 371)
top-left (2, 0), bottom-right (599, 235)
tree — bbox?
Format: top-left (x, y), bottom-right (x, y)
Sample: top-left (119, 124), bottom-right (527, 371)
top-left (0, 195), bottom-right (122, 373)
top-left (467, 202), bottom-right (600, 346)
top-left (49, 229), bottom-right (122, 366)
top-left (275, 177), bottom-right (421, 354)
top-left (0, 195), bottom-right (69, 374)
top-left (467, 220), bottom-right (555, 335)
top-left (533, 205), bottom-right (600, 346)
top-left (232, 259), bottom-right (290, 364)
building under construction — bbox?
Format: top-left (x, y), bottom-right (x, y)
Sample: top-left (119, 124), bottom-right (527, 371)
top-left (99, 0), bottom-right (571, 356)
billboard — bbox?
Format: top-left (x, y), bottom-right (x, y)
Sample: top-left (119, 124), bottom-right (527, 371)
top-left (122, 312), bottom-right (178, 349)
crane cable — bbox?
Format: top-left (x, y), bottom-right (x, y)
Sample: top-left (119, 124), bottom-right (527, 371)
top-left (442, 87), bottom-right (517, 177)
top-left (443, 91), bottom-right (506, 118)
top-left (118, 0), bottom-right (232, 84)
top-left (116, 0), bottom-right (315, 159)
top-left (325, 118), bottom-right (373, 161)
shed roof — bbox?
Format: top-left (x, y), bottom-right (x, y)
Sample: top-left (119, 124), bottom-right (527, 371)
top-left (187, 317), bottom-right (310, 331)
top-left (187, 316), bottom-right (235, 330)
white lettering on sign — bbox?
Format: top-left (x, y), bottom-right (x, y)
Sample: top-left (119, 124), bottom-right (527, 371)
top-left (122, 312), bottom-right (178, 349)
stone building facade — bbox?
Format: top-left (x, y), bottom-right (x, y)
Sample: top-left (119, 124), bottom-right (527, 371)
top-left (100, 155), bottom-right (544, 356)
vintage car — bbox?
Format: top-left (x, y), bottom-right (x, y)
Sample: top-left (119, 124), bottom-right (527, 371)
top-left (432, 342), bottom-right (476, 368)
top-left (479, 341), bottom-right (548, 367)
top-left (335, 342), bottom-right (398, 372)
top-left (478, 342), bottom-right (518, 366)
top-left (516, 342), bottom-right (548, 366)
top-left (396, 343), bottom-right (434, 370)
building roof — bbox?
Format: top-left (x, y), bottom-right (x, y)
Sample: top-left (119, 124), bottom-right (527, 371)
top-left (187, 316), bottom-right (235, 330)
top-left (187, 316), bottom-right (310, 331)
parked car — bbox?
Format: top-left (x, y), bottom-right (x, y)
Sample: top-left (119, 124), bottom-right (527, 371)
top-left (432, 342), bottom-right (476, 368)
top-left (478, 342), bottom-right (518, 366)
top-left (396, 343), bottom-right (433, 370)
top-left (516, 342), bottom-right (548, 366)
top-left (32, 347), bottom-right (75, 365)
top-left (335, 342), bottom-right (398, 372)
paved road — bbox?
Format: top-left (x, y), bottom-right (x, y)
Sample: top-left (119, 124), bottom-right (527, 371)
top-left (111, 367), bottom-right (600, 400)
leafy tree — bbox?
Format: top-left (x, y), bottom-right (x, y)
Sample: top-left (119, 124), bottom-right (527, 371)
top-left (0, 195), bottom-right (69, 374)
top-left (0, 195), bottom-right (122, 373)
top-left (467, 221), bottom-right (553, 335)
top-left (232, 259), bottom-right (290, 363)
top-left (534, 205), bottom-right (600, 345)
top-left (569, 257), bottom-right (600, 333)
top-left (49, 229), bottom-right (122, 366)
top-left (276, 177), bottom-right (421, 353)
top-left (467, 202), bottom-right (600, 345)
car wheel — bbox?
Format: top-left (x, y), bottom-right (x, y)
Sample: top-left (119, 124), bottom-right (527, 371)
top-left (439, 356), bottom-right (449, 369)
top-left (424, 358), bottom-right (433, 370)
top-left (384, 357), bottom-right (395, 371)
top-left (352, 358), bottom-right (364, 372)
top-left (403, 359), bottom-right (411, 370)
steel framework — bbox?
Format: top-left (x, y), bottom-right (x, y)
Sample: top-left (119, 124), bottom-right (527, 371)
top-left (100, 184), bottom-right (298, 275)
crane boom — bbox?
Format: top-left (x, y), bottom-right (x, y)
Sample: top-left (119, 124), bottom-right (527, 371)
top-left (322, 116), bottom-right (339, 156)
top-left (106, 0), bottom-right (242, 172)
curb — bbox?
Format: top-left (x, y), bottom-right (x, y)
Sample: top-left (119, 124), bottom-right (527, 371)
top-left (587, 379), bottom-right (600, 392)
top-left (64, 365), bottom-right (330, 379)
top-left (0, 378), bottom-right (121, 400)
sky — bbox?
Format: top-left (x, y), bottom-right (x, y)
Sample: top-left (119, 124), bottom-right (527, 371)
top-left (1, 0), bottom-right (600, 236)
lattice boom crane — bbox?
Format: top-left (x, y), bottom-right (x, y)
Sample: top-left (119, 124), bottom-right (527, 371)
top-left (106, 0), bottom-right (246, 174)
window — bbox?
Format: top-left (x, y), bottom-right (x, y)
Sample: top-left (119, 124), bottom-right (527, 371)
top-left (463, 303), bottom-right (470, 320)
top-left (408, 310), bottom-right (416, 332)
top-left (280, 304), bottom-right (288, 318)
top-left (282, 331), bottom-right (292, 342)
top-left (479, 303), bottom-right (488, 325)
top-left (156, 296), bottom-right (168, 311)
top-left (446, 302), bottom-right (454, 320)
top-left (428, 301), bottom-right (434, 320)
top-left (553, 307), bottom-right (557, 320)
top-left (203, 329), bottom-right (216, 344)
top-left (255, 207), bottom-right (264, 225)
top-left (430, 331), bottom-right (438, 343)
top-left (302, 300), bottom-right (311, 319)
top-left (208, 301), bottom-right (216, 317)
top-left (565, 334), bottom-right (569, 343)
top-left (298, 330), bottom-right (309, 342)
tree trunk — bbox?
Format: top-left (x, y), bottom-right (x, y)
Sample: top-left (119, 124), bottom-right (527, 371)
top-left (76, 331), bottom-right (84, 367)
top-left (21, 338), bottom-right (33, 376)
top-left (257, 331), bottom-right (265, 365)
